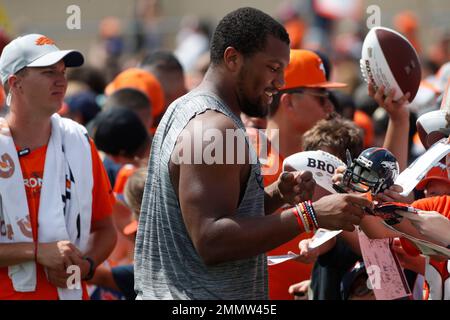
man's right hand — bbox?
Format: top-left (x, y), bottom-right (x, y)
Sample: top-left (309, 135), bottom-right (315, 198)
top-left (37, 240), bottom-right (83, 270)
top-left (313, 194), bottom-right (371, 231)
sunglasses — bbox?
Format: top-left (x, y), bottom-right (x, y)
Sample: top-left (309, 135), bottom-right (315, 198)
top-left (279, 88), bottom-right (331, 106)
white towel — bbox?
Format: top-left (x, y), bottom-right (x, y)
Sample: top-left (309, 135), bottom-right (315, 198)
top-left (0, 114), bottom-right (93, 299)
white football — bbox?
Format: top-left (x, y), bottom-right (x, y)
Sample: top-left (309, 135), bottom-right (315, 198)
top-left (416, 109), bottom-right (448, 149)
top-left (283, 150), bottom-right (345, 194)
top-left (360, 27), bottom-right (421, 103)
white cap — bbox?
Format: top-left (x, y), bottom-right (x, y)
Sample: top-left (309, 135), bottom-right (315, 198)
top-left (283, 150), bottom-right (345, 194)
top-left (0, 33), bottom-right (84, 85)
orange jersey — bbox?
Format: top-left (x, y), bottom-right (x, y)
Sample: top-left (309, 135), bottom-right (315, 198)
top-left (412, 195), bottom-right (450, 215)
top-left (247, 127), bottom-right (313, 300)
top-left (0, 139), bottom-right (114, 300)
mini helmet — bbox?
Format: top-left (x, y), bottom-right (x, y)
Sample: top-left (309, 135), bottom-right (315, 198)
top-left (342, 147), bottom-right (400, 195)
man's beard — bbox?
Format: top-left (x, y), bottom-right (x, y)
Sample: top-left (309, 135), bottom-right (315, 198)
top-left (237, 69), bottom-right (268, 118)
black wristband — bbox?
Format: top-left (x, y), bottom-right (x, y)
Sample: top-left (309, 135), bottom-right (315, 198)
top-left (83, 257), bottom-right (96, 281)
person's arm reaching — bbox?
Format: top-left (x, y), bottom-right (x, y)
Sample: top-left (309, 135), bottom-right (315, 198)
top-left (397, 210), bottom-right (450, 247)
top-left (369, 84), bottom-right (411, 171)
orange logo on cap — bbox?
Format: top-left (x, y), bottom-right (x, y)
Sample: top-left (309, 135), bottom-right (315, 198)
top-left (35, 36), bottom-right (55, 46)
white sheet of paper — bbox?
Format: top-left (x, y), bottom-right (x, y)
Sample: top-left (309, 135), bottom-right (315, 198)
top-left (267, 229), bottom-right (343, 266)
top-left (308, 229), bottom-right (342, 249)
top-left (395, 138), bottom-right (450, 196)
top-left (358, 228), bottom-right (411, 300)
top-left (267, 253), bottom-right (299, 266)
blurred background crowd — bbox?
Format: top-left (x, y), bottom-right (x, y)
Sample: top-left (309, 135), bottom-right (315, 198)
top-left (1, 0), bottom-right (448, 160)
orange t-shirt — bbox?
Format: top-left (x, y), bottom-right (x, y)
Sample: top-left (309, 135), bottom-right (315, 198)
top-left (412, 195), bottom-right (450, 215)
top-left (0, 139), bottom-right (114, 300)
top-left (247, 127), bottom-right (314, 300)
top-left (113, 164), bottom-right (136, 195)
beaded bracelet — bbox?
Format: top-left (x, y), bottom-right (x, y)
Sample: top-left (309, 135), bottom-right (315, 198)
top-left (305, 200), bottom-right (319, 230)
top-left (297, 203), bottom-right (311, 233)
top-left (308, 200), bottom-right (319, 230)
top-left (297, 201), bottom-right (318, 232)
top-left (303, 201), bottom-right (315, 230)
top-left (295, 205), bottom-right (310, 232)
top-left (299, 202), bottom-right (312, 231)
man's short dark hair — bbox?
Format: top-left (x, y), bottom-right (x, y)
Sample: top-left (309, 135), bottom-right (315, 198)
top-left (103, 88), bottom-right (151, 113)
top-left (210, 7), bottom-right (290, 65)
top-left (93, 108), bottom-right (150, 159)
top-left (140, 50), bottom-right (184, 74)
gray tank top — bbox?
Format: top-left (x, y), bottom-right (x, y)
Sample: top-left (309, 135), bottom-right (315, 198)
top-left (134, 90), bottom-right (266, 300)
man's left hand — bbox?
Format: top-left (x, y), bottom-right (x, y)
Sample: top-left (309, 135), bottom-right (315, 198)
top-left (277, 170), bottom-right (315, 205)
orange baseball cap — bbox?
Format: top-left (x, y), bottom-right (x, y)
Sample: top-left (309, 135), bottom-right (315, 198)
top-left (105, 68), bottom-right (165, 121)
top-left (416, 166), bottom-right (450, 190)
top-left (282, 49), bottom-right (347, 90)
